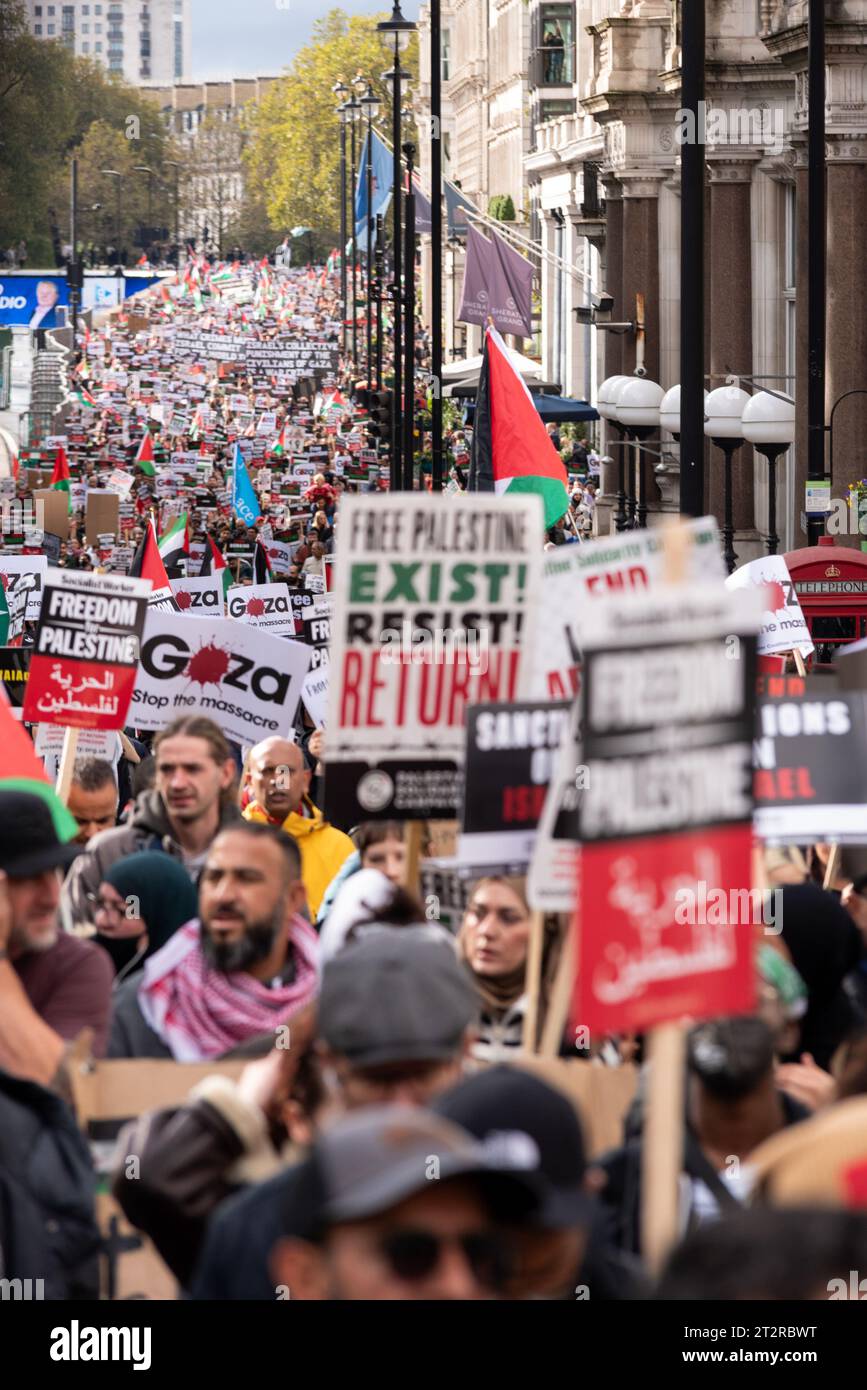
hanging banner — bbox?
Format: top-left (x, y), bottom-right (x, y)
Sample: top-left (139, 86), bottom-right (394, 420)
top-left (23, 569), bottom-right (150, 731)
top-left (130, 610), bottom-right (311, 747)
top-left (324, 493), bottom-right (543, 823)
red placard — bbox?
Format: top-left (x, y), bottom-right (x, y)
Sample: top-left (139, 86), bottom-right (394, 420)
top-left (24, 657), bottom-right (138, 732)
top-left (572, 823), bottom-right (756, 1035)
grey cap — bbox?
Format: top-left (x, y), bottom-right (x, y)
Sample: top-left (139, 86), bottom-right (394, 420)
top-left (316, 1105), bottom-right (541, 1225)
top-left (318, 933), bottom-right (478, 1068)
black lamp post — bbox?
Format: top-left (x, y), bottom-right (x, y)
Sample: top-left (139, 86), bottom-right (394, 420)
top-left (430, 0), bottom-right (443, 492)
top-left (403, 141), bottom-right (416, 492)
top-left (378, 0), bottom-right (416, 489)
top-left (163, 159), bottom-right (181, 265)
top-left (346, 92), bottom-right (361, 371)
top-left (705, 386), bottom-right (750, 574)
top-left (333, 82), bottom-right (349, 359)
top-left (360, 82), bottom-right (381, 387)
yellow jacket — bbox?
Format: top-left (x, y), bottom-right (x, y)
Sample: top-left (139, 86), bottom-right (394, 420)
top-left (243, 796), bottom-right (355, 920)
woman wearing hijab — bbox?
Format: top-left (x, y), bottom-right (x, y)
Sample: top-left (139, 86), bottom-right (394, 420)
top-left (93, 851), bottom-right (199, 982)
top-left (457, 876), bottom-right (560, 1061)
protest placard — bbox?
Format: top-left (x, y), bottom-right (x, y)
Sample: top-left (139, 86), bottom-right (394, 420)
top-left (130, 610), bottom-right (310, 747)
top-left (0, 554), bottom-right (47, 621)
top-left (170, 575), bottom-right (224, 616)
top-left (324, 493), bottom-right (543, 823)
top-left (570, 582), bottom-right (764, 1036)
top-left (460, 700), bottom-right (570, 871)
top-left (725, 554), bottom-right (814, 659)
top-left (226, 583), bottom-right (295, 637)
top-left (23, 569), bottom-right (150, 731)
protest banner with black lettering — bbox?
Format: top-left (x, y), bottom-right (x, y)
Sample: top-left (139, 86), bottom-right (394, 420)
top-left (460, 700), bottom-right (570, 871)
top-left (0, 647), bottom-right (30, 714)
top-left (226, 583), bottom-right (295, 637)
top-left (324, 493), bottom-right (543, 823)
top-left (725, 553), bottom-right (814, 660)
top-left (0, 555), bottom-right (47, 621)
top-left (753, 676), bottom-right (867, 842)
top-left (523, 517), bottom-right (725, 701)
top-left (130, 610), bottom-right (311, 747)
top-left (170, 575), bottom-right (224, 616)
top-left (571, 584), bottom-right (764, 1035)
top-left (23, 569), bottom-right (150, 731)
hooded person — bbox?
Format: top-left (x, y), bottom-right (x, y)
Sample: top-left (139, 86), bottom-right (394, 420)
top-left (778, 883), bottom-right (866, 1071)
top-left (92, 852), bottom-right (200, 980)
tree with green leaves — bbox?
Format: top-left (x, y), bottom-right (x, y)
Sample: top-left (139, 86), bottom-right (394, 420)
top-left (245, 8), bottom-right (419, 258)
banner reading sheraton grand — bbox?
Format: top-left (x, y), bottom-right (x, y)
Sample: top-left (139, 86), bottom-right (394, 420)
top-left (324, 493), bottom-right (544, 823)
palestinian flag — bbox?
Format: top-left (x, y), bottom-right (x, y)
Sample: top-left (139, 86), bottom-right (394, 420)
top-left (254, 539), bottom-right (274, 585)
top-left (270, 425), bottom-right (287, 459)
top-left (51, 446), bottom-right (71, 511)
top-left (73, 379), bottom-right (99, 410)
top-left (469, 326), bottom-right (569, 529)
top-left (135, 429), bottom-right (156, 477)
top-left (200, 534), bottom-right (232, 601)
top-left (158, 511), bottom-right (190, 575)
top-left (129, 520), bottom-right (179, 611)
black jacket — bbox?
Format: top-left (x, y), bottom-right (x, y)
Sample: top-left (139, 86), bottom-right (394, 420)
top-left (0, 1069), bottom-right (100, 1299)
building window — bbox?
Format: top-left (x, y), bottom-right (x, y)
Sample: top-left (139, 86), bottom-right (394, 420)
top-left (82, 5), bottom-right (89, 12)
top-left (174, 18), bottom-right (182, 79)
top-left (442, 28), bottom-right (450, 81)
top-left (536, 4), bottom-right (575, 87)
top-left (540, 99), bottom-right (574, 122)
top-left (94, 4), bottom-right (101, 12)
top-left (95, 40), bottom-right (102, 50)
top-left (47, 23), bottom-right (55, 33)
top-left (82, 22), bottom-right (89, 31)
top-left (82, 40), bottom-right (89, 49)
top-left (34, 22), bottom-right (42, 33)
top-left (48, 5), bottom-right (55, 13)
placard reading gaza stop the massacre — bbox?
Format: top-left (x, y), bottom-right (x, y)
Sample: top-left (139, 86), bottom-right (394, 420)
top-left (23, 569), bottom-right (150, 731)
top-left (130, 610), bottom-right (311, 747)
top-left (324, 493), bottom-right (543, 823)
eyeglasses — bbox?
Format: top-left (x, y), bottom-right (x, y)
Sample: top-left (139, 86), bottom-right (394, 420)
top-left (378, 1229), bottom-right (511, 1289)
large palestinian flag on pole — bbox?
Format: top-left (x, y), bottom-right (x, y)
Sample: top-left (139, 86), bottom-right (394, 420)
top-left (469, 326), bottom-right (569, 529)
top-left (129, 520), bottom-right (179, 611)
top-left (51, 446), bottom-right (71, 511)
top-left (158, 511), bottom-right (190, 574)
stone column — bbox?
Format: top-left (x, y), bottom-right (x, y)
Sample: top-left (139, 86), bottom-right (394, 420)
top-left (601, 178), bottom-right (624, 380)
top-left (826, 142), bottom-right (867, 496)
top-left (538, 209), bottom-right (558, 384)
top-left (752, 161), bottom-right (791, 550)
top-left (621, 174), bottom-right (663, 513)
top-left (707, 157), bottom-right (758, 538)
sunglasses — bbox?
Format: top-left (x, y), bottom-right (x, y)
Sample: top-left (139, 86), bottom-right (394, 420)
top-left (378, 1229), bottom-right (511, 1290)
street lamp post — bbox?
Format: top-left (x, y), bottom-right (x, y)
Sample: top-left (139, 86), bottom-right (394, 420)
top-left (617, 378), bottom-right (664, 530)
top-left (346, 93), bottom-right (361, 371)
top-left (333, 82), bottom-right (349, 359)
top-left (378, 1), bottom-right (415, 490)
top-left (742, 392), bottom-right (796, 556)
top-left (361, 83), bottom-right (381, 387)
top-left (374, 212), bottom-right (384, 390)
top-left (403, 141), bottom-right (416, 492)
top-left (597, 376), bottom-right (631, 531)
top-left (705, 385), bottom-right (750, 574)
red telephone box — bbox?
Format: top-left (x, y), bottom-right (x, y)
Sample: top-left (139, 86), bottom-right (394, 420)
top-left (785, 536), bottom-right (867, 665)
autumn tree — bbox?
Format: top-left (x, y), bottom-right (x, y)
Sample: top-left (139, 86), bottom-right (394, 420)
top-left (245, 8), bottom-right (419, 257)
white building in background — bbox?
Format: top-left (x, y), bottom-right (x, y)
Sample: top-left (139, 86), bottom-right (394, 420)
top-left (23, 0), bottom-right (191, 85)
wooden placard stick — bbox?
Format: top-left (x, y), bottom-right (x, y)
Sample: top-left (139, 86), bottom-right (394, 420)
top-left (792, 648), bottom-right (807, 677)
top-left (539, 925), bottom-right (575, 1058)
top-left (823, 843), bottom-right (840, 891)
top-left (55, 726), bottom-right (80, 804)
top-left (521, 910), bottom-right (547, 1052)
top-left (403, 820), bottom-right (424, 899)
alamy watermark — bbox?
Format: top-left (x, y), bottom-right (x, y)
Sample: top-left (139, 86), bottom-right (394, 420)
top-left (676, 101), bottom-right (785, 155)
top-left (380, 621), bottom-right (490, 673)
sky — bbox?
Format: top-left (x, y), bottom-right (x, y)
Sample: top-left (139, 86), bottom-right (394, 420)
top-left (190, 0), bottom-right (422, 82)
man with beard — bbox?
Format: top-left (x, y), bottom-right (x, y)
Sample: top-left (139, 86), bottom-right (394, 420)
top-left (107, 823), bottom-right (320, 1060)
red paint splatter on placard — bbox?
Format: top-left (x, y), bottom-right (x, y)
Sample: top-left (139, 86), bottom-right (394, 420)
top-left (186, 642), bottom-right (231, 689)
top-left (246, 597), bottom-right (266, 617)
top-left (175, 589), bottom-right (192, 610)
top-left (762, 580), bottom-right (785, 613)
